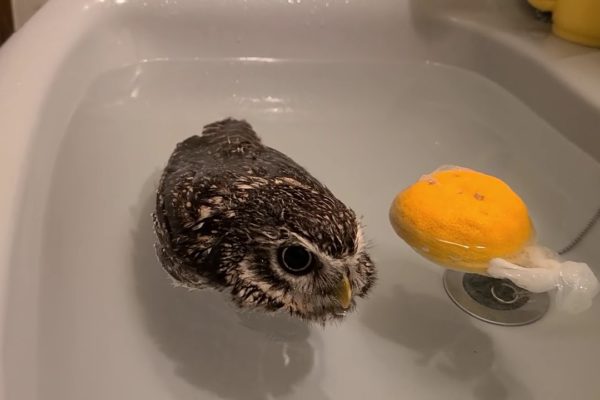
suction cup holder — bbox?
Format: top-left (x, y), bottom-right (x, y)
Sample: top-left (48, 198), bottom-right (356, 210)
top-left (443, 269), bottom-right (550, 326)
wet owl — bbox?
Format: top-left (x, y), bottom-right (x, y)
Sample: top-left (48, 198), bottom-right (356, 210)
top-left (153, 118), bottom-right (376, 322)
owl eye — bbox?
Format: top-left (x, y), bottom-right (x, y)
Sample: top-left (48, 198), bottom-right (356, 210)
top-left (277, 245), bottom-right (316, 275)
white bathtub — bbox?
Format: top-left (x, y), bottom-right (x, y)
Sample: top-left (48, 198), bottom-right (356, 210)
top-left (1, 0), bottom-right (599, 399)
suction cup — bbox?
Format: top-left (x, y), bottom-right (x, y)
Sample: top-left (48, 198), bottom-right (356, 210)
top-left (443, 269), bottom-right (550, 326)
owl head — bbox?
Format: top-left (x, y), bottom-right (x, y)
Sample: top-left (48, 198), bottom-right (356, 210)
top-left (204, 177), bottom-right (377, 322)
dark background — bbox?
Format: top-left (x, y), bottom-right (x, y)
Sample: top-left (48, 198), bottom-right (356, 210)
top-left (1, 0), bottom-right (14, 46)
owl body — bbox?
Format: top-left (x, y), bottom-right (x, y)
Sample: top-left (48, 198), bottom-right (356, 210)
top-left (154, 119), bottom-right (375, 321)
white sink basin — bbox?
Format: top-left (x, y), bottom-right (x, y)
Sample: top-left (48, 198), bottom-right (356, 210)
top-left (1, 0), bottom-right (600, 399)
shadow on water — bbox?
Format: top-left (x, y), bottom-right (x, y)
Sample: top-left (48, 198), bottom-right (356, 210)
top-left (131, 173), bottom-right (321, 400)
top-left (360, 269), bottom-right (533, 400)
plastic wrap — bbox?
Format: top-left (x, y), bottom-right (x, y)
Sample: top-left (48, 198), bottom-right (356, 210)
top-left (489, 247), bottom-right (599, 314)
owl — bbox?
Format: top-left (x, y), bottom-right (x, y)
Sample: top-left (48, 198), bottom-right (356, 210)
top-left (153, 118), bottom-right (376, 322)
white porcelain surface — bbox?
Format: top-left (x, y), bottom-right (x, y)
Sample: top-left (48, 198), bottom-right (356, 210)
top-left (1, 1), bottom-right (599, 399)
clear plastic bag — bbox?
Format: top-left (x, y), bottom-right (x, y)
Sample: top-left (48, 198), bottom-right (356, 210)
top-left (488, 247), bottom-right (599, 314)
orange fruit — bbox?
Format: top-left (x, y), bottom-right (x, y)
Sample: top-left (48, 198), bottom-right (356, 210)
top-left (389, 167), bottom-right (534, 273)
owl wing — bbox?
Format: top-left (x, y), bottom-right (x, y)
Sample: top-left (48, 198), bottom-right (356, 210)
top-left (155, 119), bottom-right (264, 287)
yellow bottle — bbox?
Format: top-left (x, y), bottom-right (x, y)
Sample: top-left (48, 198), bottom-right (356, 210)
top-left (528, 0), bottom-right (600, 47)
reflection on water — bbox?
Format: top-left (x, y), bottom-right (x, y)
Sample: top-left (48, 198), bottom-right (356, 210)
top-left (132, 175), bottom-right (319, 400)
top-left (361, 278), bottom-right (533, 400)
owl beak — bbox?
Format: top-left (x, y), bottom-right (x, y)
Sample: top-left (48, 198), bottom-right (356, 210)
top-left (336, 274), bottom-right (353, 310)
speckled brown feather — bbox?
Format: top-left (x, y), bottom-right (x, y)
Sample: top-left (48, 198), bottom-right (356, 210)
top-left (153, 118), bottom-right (376, 321)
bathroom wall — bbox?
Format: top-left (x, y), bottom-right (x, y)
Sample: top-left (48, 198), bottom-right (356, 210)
top-left (11, 0), bottom-right (46, 29)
